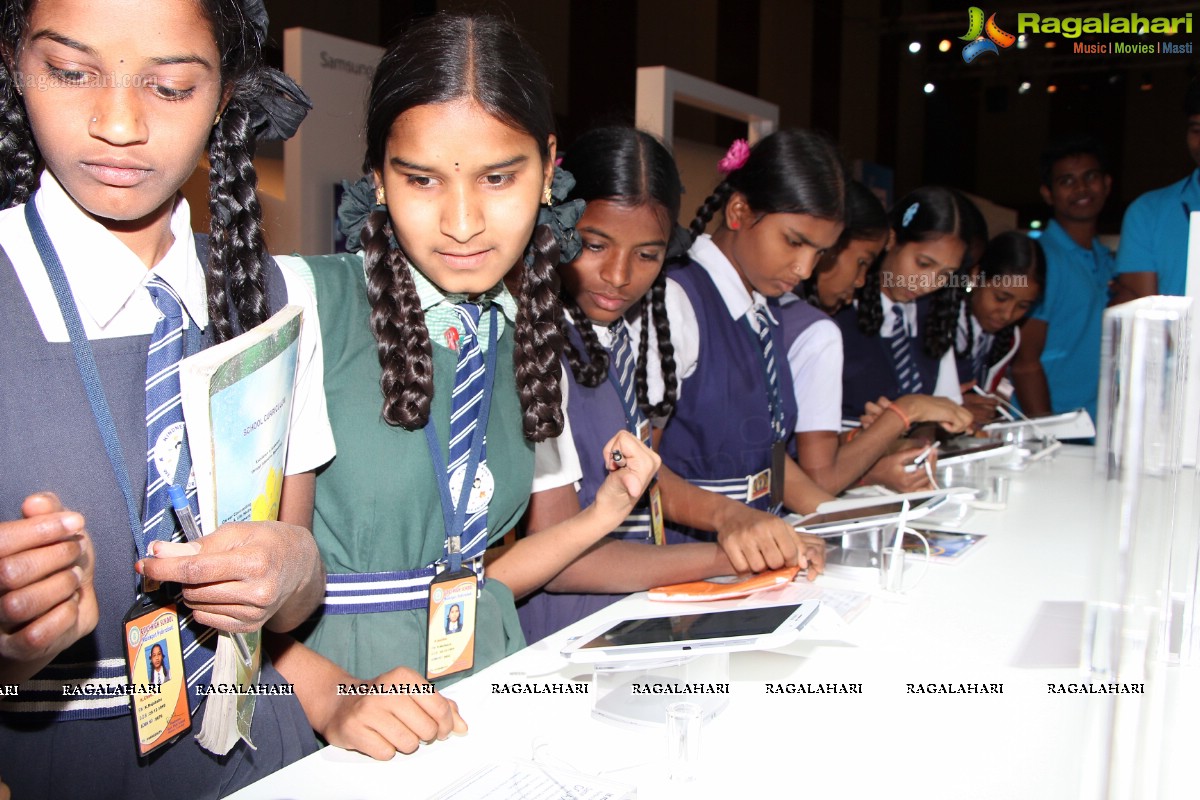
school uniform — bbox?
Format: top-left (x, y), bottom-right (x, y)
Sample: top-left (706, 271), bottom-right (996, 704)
top-left (777, 296), bottom-right (843, 433)
top-left (288, 253), bottom-right (535, 685)
top-left (954, 303), bottom-right (1020, 394)
top-left (517, 312), bottom-right (656, 644)
top-left (1116, 168), bottom-right (1200, 297)
top-left (1028, 219), bottom-right (1114, 420)
top-left (656, 235), bottom-right (798, 539)
top-left (835, 290), bottom-right (962, 418)
top-left (0, 172), bottom-right (333, 799)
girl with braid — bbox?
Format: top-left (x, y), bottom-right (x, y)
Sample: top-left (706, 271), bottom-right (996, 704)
top-left (955, 231), bottom-right (1045, 426)
top-left (272, 15), bottom-right (659, 761)
top-left (0, 0), bottom-right (333, 796)
top-left (782, 181), bottom-right (972, 494)
top-left (519, 126), bottom-right (801, 644)
top-left (834, 186), bottom-right (987, 419)
top-left (653, 130), bottom-right (839, 571)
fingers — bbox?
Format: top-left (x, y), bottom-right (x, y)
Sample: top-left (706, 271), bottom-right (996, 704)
top-left (0, 565), bottom-right (83, 630)
top-left (0, 510), bottom-right (85, 560)
top-left (21, 492), bottom-right (64, 517)
top-left (0, 591), bottom-right (86, 663)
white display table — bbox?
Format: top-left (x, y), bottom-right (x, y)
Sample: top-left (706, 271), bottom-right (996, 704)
top-left (229, 447), bottom-right (1199, 799)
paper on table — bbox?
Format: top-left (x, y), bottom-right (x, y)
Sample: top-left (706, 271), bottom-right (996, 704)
top-left (428, 759), bottom-right (636, 800)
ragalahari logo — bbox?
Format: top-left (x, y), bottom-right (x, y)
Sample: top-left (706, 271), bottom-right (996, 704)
top-left (961, 7), bottom-right (1017, 63)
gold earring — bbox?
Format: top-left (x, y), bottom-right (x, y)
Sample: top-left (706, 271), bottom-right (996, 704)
top-left (375, 186), bottom-right (386, 206)
top-left (213, 114), bottom-right (222, 126)
top-left (542, 185), bottom-right (552, 205)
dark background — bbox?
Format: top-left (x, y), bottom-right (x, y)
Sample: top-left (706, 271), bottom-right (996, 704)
top-left (261, 0), bottom-right (1199, 233)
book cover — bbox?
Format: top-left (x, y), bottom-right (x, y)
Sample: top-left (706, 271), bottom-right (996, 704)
top-left (178, 304), bottom-right (303, 755)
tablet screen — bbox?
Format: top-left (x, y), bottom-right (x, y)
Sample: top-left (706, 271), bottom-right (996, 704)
top-left (796, 501), bottom-right (907, 529)
top-left (575, 604), bottom-right (803, 651)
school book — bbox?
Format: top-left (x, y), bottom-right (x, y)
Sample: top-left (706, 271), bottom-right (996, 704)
top-left (178, 304), bottom-right (303, 755)
top-left (647, 567), bottom-right (801, 602)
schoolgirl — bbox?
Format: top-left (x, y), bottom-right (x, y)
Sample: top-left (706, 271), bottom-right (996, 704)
top-left (956, 231), bottom-right (1045, 425)
top-left (0, 1), bottom-right (333, 796)
top-left (656, 129), bottom-right (844, 555)
top-left (834, 186), bottom-right (987, 418)
top-left (271, 15), bottom-right (659, 761)
top-left (519, 126), bottom-right (797, 644)
top-left (782, 181), bottom-right (971, 493)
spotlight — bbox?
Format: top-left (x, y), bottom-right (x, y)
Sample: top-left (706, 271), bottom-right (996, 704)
top-left (1047, 83), bottom-right (1058, 93)
top-left (1018, 81), bottom-right (1032, 94)
top-left (1030, 220), bottom-right (1043, 230)
top-left (909, 41), bottom-right (922, 54)
top-left (938, 39), bottom-right (952, 53)
top-left (1017, 34), bottom-right (1028, 49)
top-left (923, 82), bottom-right (936, 94)
top-left (1044, 40), bottom-right (1056, 49)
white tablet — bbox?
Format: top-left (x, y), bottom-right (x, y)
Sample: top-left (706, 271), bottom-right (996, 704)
top-left (560, 601), bottom-right (819, 664)
top-left (935, 439), bottom-right (1016, 466)
top-left (792, 489), bottom-right (968, 536)
top-left (982, 408), bottom-right (1095, 440)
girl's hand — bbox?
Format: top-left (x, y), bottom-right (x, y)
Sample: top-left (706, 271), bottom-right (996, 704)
top-left (713, 503), bottom-right (827, 577)
top-left (859, 397), bottom-right (890, 430)
top-left (861, 447), bottom-right (937, 493)
top-left (139, 521), bottom-right (321, 633)
top-left (592, 430), bottom-right (662, 521)
top-left (0, 493), bottom-right (98, 682)
top-left (896, 394), bottom-right (975, 433)
top-left (323, 666), bottom-right (467, 760)
top-left (960, 392), bottom-right (999, 427)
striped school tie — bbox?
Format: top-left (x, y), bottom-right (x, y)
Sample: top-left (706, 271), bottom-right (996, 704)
top-left (143, 277), bottom-right (189, 541)
top-left (748, 305), bottom-right (786, 442)
top-left (890, 304), bottom-right (924, 395)
top-left (606, 322), bottom-right (647, 436)
top-left (144, 277), bottom-right (212, 710)
top-left (973, 333), bottom-right (992, 386)
top-left (450, 303), bottom-right (490, 556)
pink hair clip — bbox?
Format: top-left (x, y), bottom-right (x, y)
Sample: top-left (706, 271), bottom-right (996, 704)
top-left (717, 139), bottom-right (751, 176)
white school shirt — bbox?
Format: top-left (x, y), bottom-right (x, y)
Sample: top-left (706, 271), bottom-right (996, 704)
top-left (878, 291), bottom-right (962, 403)
top-left (2, 171), bottom-right (335, 475)
top-left (279, 253), bottom-right (583, 494)
top-left (659, 233), bottom-right (781, 406)
top-left (777, 294), bottom-right (844, 433)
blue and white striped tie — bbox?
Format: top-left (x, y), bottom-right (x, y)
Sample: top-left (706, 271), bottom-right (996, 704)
top-left (890, 304), bottom-right (924, 395)
top-left (607, 322), bottom-right (647, 436)
top-left (748, 305), bottom-right (786, 442)
top-left (973, 333), bottom-right (992, 386)
top-left (143, 277), bottom-right (189, 541)
top-left (144, 277), bottom-right (211, 709)
top-left (450, 304), bottom-right (489, 557)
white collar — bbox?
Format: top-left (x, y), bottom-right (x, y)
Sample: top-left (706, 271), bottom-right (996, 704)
top-left (34, 170), bottom-right (208, 332)
top-left (688, 234), bottom-right (776, 327)
top-left (879, 290), bottom-right (918, 337)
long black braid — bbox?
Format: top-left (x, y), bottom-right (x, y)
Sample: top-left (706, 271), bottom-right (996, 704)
top-left (360, 13), bottom-right (565, 440)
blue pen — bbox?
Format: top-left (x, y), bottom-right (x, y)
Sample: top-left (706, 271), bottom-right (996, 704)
top-left (169, 485), bottom-right (253, 667)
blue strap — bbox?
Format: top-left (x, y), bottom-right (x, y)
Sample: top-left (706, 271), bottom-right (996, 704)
top-left (25, 202), bottom-right (199, 562)
top-left (424, 305), bottom-right (500, 573)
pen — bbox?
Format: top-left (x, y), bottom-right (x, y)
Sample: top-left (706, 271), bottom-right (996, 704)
top-left (903, 441), bottom-right (940, 472)
top-left (169, 485), bottom-right (254, 667)
top-left (610, 449), bottom-right (626, 468)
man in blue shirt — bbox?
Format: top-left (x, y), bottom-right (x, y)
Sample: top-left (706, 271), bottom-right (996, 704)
top-left (1011, 135), bottom-right (1115, 422)
top-left (1114, 81), bottom-right (1200, 299)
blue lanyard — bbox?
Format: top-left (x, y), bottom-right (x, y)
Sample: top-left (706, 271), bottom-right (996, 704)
top-left (26, 201), bottom-right (199, 562)
top-left (739, 313), bottom-right (786, 443)
top-left (423, 305), bottom-right (499, 573)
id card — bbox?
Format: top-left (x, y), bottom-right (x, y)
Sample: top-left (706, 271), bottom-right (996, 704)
top-left (747, 468), bottom-right (771, 503)
top-left (426, 570), bottom-right (478, 681)
top-left (636, 418), bottom-right (652, 448)
top-left (122, 596), bottom-right (191, 758)
top-left (649, 483), bottom-right (665, 546)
